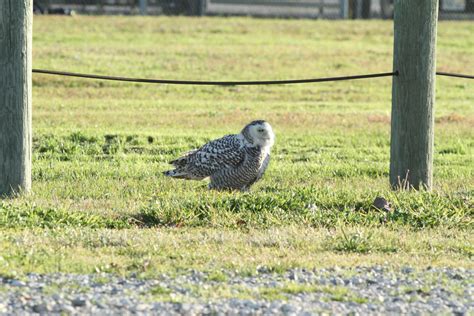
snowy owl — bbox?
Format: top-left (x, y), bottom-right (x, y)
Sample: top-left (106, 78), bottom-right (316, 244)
top-left (163, 120), bottom-right (275, 191)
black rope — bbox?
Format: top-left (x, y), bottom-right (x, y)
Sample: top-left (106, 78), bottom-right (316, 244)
top-left (32, 68), bottom-right (398, 86)
top-left (436, 72), bottom-right (474, 80)
top-left (32, 69), bottom-right (473, 85)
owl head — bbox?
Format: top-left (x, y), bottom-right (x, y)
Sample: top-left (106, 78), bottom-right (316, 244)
top-left (242, 120), bottom-right (275, 148)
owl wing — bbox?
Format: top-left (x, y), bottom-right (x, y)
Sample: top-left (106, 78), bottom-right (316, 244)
top-left (247, 153), bottom-right (270, 187)
top-left (188, 134), bottom-right (246, 176)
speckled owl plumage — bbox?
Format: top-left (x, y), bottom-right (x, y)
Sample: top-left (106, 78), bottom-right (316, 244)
top-left (163, 120), bottom-right (275, 191)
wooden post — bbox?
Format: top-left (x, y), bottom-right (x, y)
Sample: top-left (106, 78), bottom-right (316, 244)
top-left (355, 0), bottom-right (363, 18)
top-left (340, 0), bottom-right (349, 18)
top-left (361, 0), bottom-right (371, 19)
top-left (0, 0), bottom-right (32, 196)
top-left (390, 0), bottom-right (438, 190)
top-left (139, 0), bottom-right (147, 15)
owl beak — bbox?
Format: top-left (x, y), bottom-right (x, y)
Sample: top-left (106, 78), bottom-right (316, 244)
top-left (262, 133), bottom-right (273, 141)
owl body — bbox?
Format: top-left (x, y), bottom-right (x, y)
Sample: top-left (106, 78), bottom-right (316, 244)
top-left (164, 120), bottom-right (274, 191)
top-left (209, 144), bottom-right (270, 191)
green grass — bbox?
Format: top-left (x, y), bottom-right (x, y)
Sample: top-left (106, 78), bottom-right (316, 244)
top-left (0, 16), bottom-right (472, 280)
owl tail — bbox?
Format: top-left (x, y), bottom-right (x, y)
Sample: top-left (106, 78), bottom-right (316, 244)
top-left (163, 155), bottom-right (192, 178)
top-left (163, 168), bottom-right (190, 179)
top-left (164, 150), bottom-right (203, 180)
top-left (163, 168), bottom-right (205, 180)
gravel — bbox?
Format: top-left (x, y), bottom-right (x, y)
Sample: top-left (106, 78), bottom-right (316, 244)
top-left (0, 266), bottom-right (472, 315)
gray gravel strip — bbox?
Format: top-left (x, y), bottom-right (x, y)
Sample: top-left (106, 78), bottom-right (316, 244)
top-left (0, 266), bottom-right (472, 315)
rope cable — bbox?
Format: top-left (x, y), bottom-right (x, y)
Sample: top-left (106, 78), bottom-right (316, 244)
top-left (436, 72), bottom-right (474, 80)
top-left (32, 69), bottom-right (473, 85)
top-left (32, 69), bottom-right (398, 86)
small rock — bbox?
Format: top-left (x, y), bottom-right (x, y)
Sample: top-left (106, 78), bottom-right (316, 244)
top-left (451, 273), bottom-right (464, 280)
top-left (372, 197), bottom-right (392, 212)
top-left (32, 303), bottom-right (49, 313)
top-left (387, 305), bottom-right (405, 313)
top-left (71, 297), bottom-right (87, 307)
top-left (376, 294), bottom-right (385, 303)
top-left (134, 303), bottom-right (150, 312)
top-left (179, 303), bottom-right (193, 313)
top-left (330, 277), bottom-right (344, 286)
top-left (401, 267), bottom-right (414, 274)
top-left (366, 279), bottom-right (377, 285)
top-left (257, 265), bottom-right (270, 274)
top-left (350, 277), bottom-right (364, 285)
top-left (51, 293), bottom-right (63, 301)
top-left (281, 303), bottom-right (296, 313)
top-left (58, 305), bottom-right (76, 314)
top-left (10, 280), bottom-right (26, 287)
top-left (289, 270), bottom-right (298, 281)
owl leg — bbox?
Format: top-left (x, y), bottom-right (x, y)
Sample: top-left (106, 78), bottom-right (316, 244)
top-left (239, 185), bottom-right (250, 192)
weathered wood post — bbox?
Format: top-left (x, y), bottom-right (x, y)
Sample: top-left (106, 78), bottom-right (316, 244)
top-left (390, 0), bottom-right (439, 190)
top-left (139, 0), bottom-right (148, 15)
top-left (0, 0), bottom-right (33, 196)
top-left (340, 0), bottom-right (349, 18)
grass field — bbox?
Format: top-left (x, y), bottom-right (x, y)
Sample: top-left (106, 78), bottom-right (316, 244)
top-left (1, 16), bottom-right (473, 278)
